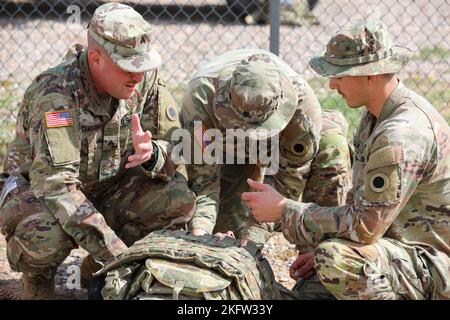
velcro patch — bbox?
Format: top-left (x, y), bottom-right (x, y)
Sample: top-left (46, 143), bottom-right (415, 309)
top-left (45, 110), bottom-right (73, 128)
top-left (367, 145), bottom-right (402, 171)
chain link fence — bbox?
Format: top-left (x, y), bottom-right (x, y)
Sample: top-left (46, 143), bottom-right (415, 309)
top-left (1, 0), bottom-right (449, 165)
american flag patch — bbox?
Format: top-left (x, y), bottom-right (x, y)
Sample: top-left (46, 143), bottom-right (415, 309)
top-left (45, 110), bottom-right (73, 128)
top-left (193, 123), bottom-right (213, 150)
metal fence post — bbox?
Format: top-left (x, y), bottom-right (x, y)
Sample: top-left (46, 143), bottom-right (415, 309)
top-left (269, 0), bottom-right (280, 55)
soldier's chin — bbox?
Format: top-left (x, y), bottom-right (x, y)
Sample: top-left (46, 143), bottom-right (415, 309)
top-left (111, 89), bottom-right (136, 100)
top-left (347, 103), bottom-right (362, 109)
top-left (346, 99), bottom-right (364, 109)
top-left (122, 92), bottom-right (136, 99)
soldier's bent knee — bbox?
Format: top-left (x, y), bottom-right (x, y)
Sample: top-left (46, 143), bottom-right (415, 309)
top-left (313, 239), bottom-right (358, 285)
top-left (6, 210), bottom-right (75, 273)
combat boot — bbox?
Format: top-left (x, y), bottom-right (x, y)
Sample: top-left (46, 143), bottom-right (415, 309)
top-left (21, 272), bottom-right (56, 300)
top-left (80, 255), bottom-right (102, 289)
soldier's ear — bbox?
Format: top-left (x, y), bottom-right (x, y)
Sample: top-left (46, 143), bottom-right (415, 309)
top-left (88, 49), bottom-right (102, 65)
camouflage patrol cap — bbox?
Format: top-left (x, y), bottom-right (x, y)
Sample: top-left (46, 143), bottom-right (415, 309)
top-left (309, 20), bottom-right (413, 77)
top-left (88, 2), bottom-right (161, 73)
top-left (213, 54), bottom-right (297, 140)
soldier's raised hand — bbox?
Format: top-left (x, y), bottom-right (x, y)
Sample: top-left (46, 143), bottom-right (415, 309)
top-left (126, 114), bottom-right (154, 169)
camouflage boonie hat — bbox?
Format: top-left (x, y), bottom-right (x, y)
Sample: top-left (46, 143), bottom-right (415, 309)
top-left (214, 54), bottom-right (297, 140)
top-left (309, 20), bottom-right (413, 77)
top-left (88, 2), bottom-right (161, 73)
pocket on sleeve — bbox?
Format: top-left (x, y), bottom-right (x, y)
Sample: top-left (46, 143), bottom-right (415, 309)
top-left (44, 121), bottom-right (80, 166)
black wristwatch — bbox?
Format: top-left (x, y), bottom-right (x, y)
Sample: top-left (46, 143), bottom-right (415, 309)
top-left (142, 141), bottom-right (159, 171)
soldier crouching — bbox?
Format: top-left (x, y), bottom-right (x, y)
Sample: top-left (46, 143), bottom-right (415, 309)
top-left (0, 2), bottom-right (196, 299)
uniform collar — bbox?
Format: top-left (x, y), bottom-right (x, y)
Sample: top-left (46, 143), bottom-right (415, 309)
top-left (378, 79), bottom-right (407, 123)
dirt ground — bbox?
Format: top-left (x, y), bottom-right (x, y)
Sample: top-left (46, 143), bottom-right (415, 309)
top-left (0, 231), bottom-right (298, 300)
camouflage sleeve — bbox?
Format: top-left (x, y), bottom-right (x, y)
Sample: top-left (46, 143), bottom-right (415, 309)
top-left (273, 113), bottom-right (320, 200)
top-left (3, 89), bottom-right (32, 174)
top-left (281, 127), bottom-right (435, 247)
top-left (272, 79), bottom-right (322, 200)
top-left (28, 86), bottom-right (126, 264)
top-left (181, 77), bottom-right (221, 234)
top-left (302, 110), bottom-right (352, 207)
top-left (138, 74), bottom-right (180, 181)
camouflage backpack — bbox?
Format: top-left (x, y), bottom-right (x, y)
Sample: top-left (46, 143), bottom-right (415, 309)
top-left (93, 230), bottom-right (291, 300)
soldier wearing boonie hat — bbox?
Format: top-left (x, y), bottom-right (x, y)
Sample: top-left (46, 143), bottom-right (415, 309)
top-left (241, 20), bottom-right (450, 300)
top-left (0, 2), bottom-right (197, 299)
top-left (212, 55), bottom-right (299, 140)
top-left (309, 20), bottom-right (412, 77)
top-left (181, 49), bottom-right (353, 244)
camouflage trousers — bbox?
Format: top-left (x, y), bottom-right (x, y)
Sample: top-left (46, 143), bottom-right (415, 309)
top-left (0, 170), bottom-right (196, 277)
top-left (291, 274), bottom-right (336, 300)
top-left (312, 237), bottom-right (448, 300)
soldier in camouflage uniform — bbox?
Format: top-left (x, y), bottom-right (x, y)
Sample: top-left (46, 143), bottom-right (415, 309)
top-left (242, 21), bottom-right (450, 300)
top-left (0, 2), bottom-right (196, 299)
top-left (181, 49), bottom-right (352, 244)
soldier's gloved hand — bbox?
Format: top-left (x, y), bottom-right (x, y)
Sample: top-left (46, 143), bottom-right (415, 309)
top-left (126, 114), bottom-right (154, 169)
top-left (290, 252), bottom-right (315, 281)
top-left (241, 179), bottom-right (287, 222)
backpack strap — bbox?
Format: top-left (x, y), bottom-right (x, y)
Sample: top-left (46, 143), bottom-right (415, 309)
top-left (172, 280), bottom-right (186, 300)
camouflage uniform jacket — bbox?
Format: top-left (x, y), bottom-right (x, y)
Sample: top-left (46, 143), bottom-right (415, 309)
top-left (182, 49), bottom-right (350, 234)
top-left (281, 81), bottom-right (450, 297)
top-left (1, 45), bottom-right (182, 253)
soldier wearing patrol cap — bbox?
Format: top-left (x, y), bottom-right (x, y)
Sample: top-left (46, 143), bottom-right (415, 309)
top-left (242, 20), bottom-right (450, 299)
top-left (0, 2), bottom-right (196, 299)
top-left (181, 49), bottom-right (352, 245)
